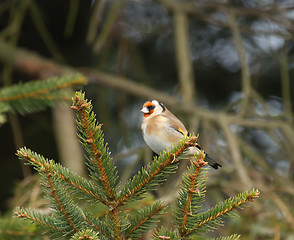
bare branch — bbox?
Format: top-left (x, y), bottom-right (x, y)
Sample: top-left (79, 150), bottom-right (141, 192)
top-left (174, 10), bottom-right (195, 102)
top-left (227, 10), bottom-right (251, 111)
top-left (219, 114), bottom-right (253, 189)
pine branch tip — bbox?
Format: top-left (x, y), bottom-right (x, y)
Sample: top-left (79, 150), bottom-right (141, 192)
top-left (248, 189), bottom-right (260, 202)
top-left (15, 210), bottom-right (25, 219)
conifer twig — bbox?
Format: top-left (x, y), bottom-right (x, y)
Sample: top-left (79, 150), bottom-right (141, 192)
top-left (72, 91), bottom-right (121, 238)
top-left (0, 75), bottom-right (86, 102)
top-left (15, 209), bottom-right (57, 231)
top-left (187, 189), bottom-right (260, 235)
top-left (16, 149), bottom-right (79, 233)
top-left (72, 92), bottom-right (117, 201)
top-left (118, 136), bottom-right (198, 204)
top-left (125, 202), bottom-right (166, 239)
top-left (109, 208), bottom-right (121, 240)
top-left (83, 215), bottom-right (113, 239)
top-left (44, 164), bottom-right (79, 233)
top-left (0, 74), bottom-right (87, 115)
top-left (54, 170), bottom-right (108, 205)
top-left (179, 155), bottom-right (208, 237)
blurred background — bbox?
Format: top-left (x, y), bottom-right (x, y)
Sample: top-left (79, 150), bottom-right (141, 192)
top-left (0, 0), bottom-right (294, 239)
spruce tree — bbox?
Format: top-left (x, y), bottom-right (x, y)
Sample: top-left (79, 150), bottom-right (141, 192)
top-left (15, 91), bottom-right (259, 239)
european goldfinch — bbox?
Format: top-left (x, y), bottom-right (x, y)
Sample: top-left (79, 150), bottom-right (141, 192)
top-left (141, 100), bottom-right (221, 169)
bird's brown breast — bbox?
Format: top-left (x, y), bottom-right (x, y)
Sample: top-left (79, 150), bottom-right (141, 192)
top-left (143, 115), bottom-right (185, 144)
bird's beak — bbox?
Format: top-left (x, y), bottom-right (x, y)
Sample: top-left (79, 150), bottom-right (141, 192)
top-left (140, 106), bottom-right (149, 114)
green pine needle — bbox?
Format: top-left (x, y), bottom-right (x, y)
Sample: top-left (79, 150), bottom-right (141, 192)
top-left (14, 207), bottom-right (58, 231)
top-left (70, 229), bottom-right (100, 240)
top-left (192, 189), bottom-right (260, 234)
top-left (175, 162), bottom-right (208, 232)
top-left (0, 211), bottom-right (44, 239)
top-left (83, 213), bottom-right (113, 239)
top-left (125, 201), bottom-right (167, 239)
top-left (72, 91), bottom-right (119, 200)
top-left (0, 74), bottom-right (87, 115)
top-left (152, 226), bottom-right (179, 240)
top-left (16, 148), bottom-right (88, 236)
top-left (211, 234), bottom-right (241, 240)
top-left (53, 162), bottom-right (108, 204)
top-left (17, 147), bottom-right (107, 204)
top-left (118, 135), bottom-right (198, 204)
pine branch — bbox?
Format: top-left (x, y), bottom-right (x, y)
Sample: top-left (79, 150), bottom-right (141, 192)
top-left (125, 201), bottom-right (167, 239)
top-left (118, 136), bottom-right (198, 204)
top-left (15, 207), bottom-right (58, 231)
top-left (211, 234), bottom-right (241, 240)
top-left (16, 148), bottom-right (86, 236)
top-left (0, 211), bottom-right (44, 239)
top-left (71, 91), bottom-right (118, 202)
top-left (152, 226), bottom-right (180, 240)
top-left (70, 229), bottom-right (100, 240)
top-left (109, 208), bottom-right (122, 239)
top-left (72, 91), bottom-right (123, 239)
top-left (16, 147), bottom-right (117, 239)
top-left (0, 74), bottom-right (87, 115)
top-left (53, 162), bottom-right (109, 205)
top-left (175, 154), bottom-right (208, 237)
top-left (83, 213), bottom-right (113, 240)
top-left (188, 189), bottom-right (260, 235)
top-left (17, 145), bottom-right (108, 204)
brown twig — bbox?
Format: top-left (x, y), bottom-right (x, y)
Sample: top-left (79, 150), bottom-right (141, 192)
top-left (118, 137), bottom-right (198, 204)
top-left (0, 75), bottom-right (87, 102)
top-left (72, 94), bottom-right (115, 200)
top-left (0, 40), bottom-right (292, 130)
top-left (16, 210), bottom-right (57, 230)
top-left (179, 156), bottom-right (207, 237)
top-left (125, 204), bottom-right (165, 238)
top-left (17, 149), bottom-right (79, 233)
top-left (184, 190), bottom-right (260, 236)
top-left (84, 217), bottom-right (113, 240)
top-left (56, 172), bottom-right (108, 205)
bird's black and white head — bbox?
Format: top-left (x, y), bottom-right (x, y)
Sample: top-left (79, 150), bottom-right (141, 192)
top-left (140, 100), bottom-right (166, 118)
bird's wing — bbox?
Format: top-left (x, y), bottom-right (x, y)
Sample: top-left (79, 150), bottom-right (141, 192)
top-left (160, 110), bottom-right (189, 139)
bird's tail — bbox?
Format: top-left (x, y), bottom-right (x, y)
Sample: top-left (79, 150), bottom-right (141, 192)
top-left (205, 154), bottom-right (222, 169)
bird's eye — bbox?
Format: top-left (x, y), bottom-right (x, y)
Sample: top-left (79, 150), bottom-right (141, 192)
top-left (148, 105), bottom-right (155, 110)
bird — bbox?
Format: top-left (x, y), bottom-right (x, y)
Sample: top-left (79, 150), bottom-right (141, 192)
top-left (140, 100), bottom-right (222, 169)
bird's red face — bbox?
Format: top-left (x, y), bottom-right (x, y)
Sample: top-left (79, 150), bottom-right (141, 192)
top-left (140, 101), bottom-right (155, 118)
